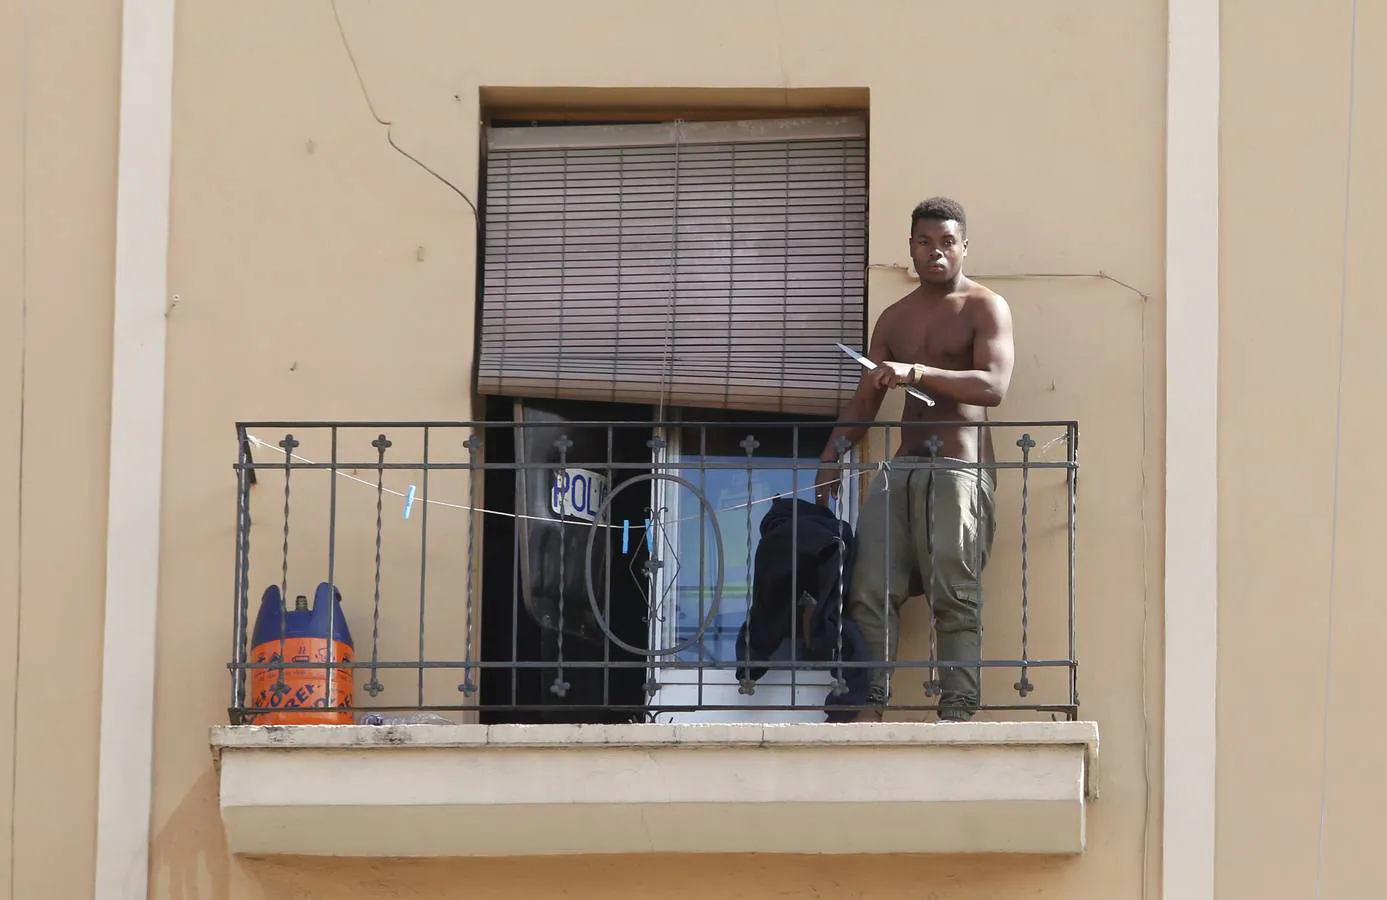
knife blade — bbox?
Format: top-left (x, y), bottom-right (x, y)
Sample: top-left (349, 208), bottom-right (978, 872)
top-left (834, 342), bottom-right (936, 407)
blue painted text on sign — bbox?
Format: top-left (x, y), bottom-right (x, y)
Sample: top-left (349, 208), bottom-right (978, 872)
top-left (551, 468), bottom-right (609, 523)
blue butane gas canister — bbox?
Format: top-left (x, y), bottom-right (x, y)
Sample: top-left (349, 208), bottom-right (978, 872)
top-left (248, 582), bottom-right (354, 724)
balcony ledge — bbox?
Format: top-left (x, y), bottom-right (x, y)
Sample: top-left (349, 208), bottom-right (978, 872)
top-left (211, 721), bottom-right (1099, 857)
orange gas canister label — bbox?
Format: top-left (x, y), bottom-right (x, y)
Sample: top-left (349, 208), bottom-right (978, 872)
top-left (249, 637), bottom-right (354, 725)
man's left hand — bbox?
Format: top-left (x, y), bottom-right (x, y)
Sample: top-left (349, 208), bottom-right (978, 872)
top-left (880, 361), bottom-right (922, 388)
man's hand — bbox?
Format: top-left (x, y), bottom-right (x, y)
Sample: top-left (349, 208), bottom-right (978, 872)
top-left (865, 361), bottom-right (925, 393)
top-left (881, 361), bottom-right (923, 385)
top-left (814, 463), bottom-right (843, 506)
top-left (865, 363), bottom-right (903, 391)
top-left (814, 334), bottom-right (896, 506)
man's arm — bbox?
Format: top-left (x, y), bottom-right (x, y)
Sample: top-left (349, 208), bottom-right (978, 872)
top-left (814, 318), bottom-right (898, 503)
top-left (820, 321), bottom-right (894, 463)
top-left (903, 293), bottom-right (1015, 407)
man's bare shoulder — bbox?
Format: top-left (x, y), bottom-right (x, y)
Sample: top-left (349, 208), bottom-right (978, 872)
top-left (876, 289), bottom-right (920, 326)
top-left (892, 285), bottom-right (927, 311)
top-left (962, 279), bottom-right (1011, 321)
top-left (961, 278), bottom-right (1006, 305)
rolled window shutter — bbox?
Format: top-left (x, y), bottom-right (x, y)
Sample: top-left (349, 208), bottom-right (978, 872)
top-left (478, 117), bottom-right (867, 416)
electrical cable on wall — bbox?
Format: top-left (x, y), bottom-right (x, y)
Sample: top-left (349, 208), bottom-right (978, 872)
top-left (867, 263), bottom-right (1151, 302)
top-left (876, 256), bottom-right (1154, 894)
top-left (323, 3), bottom-right (1139, 835)
top-left (329, 0), bottom-right (480, 227)
top-left (9, 3), bottom-right (31, 896)
top-left (1314, 2), bottom-right (1358, 897)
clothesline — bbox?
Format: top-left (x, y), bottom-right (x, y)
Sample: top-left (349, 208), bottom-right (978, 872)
top-left (244, 430), bottom-right (1069, 531)
top-left (244, 434), bottom-right (844, 529)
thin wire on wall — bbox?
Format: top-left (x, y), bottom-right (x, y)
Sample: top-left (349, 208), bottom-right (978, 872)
top-left (875, 258), bottom-right (1154, 895)
top-left (324, 10), bottom-right (1133, 849)
top-left (867, 264), bottom-right (1151, 302)
top-left (330, 0), bottom-right (480, 225)
top-left (1139, 290), bottom-right (1153, 900)
top-left (1314, 2), bottom-right (1358, 897)
top-left (8, 3), bottom-right (30, 895)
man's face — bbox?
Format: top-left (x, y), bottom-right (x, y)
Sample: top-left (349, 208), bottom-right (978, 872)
top-left (909, 218), bottom-right (967, 285)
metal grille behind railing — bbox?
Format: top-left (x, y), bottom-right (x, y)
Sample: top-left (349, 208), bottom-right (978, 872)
top-left (228, 419), bottom-right (1079, 724)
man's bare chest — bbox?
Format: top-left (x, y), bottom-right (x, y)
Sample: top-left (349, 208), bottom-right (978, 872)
top-left (886, 309), bottom-right (975, 366)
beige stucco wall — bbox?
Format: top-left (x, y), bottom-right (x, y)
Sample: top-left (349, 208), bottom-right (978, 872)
top-left (0, 1), bottom-right (121, 898)
top-left (6, 1), bottom-right (1386, 898)
top-left (1218, 2), bottom-right (1387, 898)
top-left (147, 1), bottom-right (1164, 898)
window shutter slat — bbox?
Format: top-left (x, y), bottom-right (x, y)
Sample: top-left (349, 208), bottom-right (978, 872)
top-left (478, 117), bottom-right (867, 415)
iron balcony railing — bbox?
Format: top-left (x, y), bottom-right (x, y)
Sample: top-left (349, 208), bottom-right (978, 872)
top-left (228, 418), bottom-right (1079, 724)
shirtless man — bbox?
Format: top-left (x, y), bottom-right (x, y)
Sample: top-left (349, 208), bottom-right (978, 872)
top-left (816, 197), bottom-right (1015, 721)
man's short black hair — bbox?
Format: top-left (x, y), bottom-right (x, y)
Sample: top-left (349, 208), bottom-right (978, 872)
top-left (911, 197), bottom-right (967, 238)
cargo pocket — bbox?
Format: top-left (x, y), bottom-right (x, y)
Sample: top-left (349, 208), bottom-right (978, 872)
top-left (934, 581), bottom-right (983, 635)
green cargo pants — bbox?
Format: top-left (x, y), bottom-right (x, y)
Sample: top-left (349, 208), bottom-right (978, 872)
top-left (846, 458), bottom-right (996, 720)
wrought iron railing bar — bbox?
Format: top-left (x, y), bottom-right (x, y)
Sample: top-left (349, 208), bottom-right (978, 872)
top-left (696, 425), bottom-right (708, 710)
top-left (737, 431), bottom-right (758, 696)
top-left (230, 657), bottom-right (1076, 672)
top-left (415, 427), bottom-right (428, 708)
top-left (327, 426), bottom-right (342, 711)
top-left (551, 433), bottom-right (572, 698)
top-left (275, 434), bottom-right (297, 699)
top-left (602, 425), bottom-right (614, 709)
top-left (236, 434), bottom-right (253, 716)
top-left (1068, 423), bottom-right (1081, 714)
top-left (231, 702), bottom-right (1080, 717)
top-left (1016, 433), bottom-right (1035, 699)
top-left (235, 459), bottom-right (1079, 474)
top-left (229, 439), bottom-right (250, 716)
top-left (789, 425), bottom-right (799, 699)
top-left (460, 432), bottom-right (480, 700)
top-left (235, 418), bottom-right (1080, 431)
top-left (227, 419), bottom-right (1081, 721)
top-left (924, 435), bottom-right (942, 701)
top-left (509, 468), bottom-right (521, 710)
top-left (362, 433), bottom-right (390, 698)
top-left (880, 423), bottom-right (893, 710)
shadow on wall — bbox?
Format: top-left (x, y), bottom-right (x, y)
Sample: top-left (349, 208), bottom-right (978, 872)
top-left (229, 853), bottom-right (1077, 900)
top-left (149, 769), bottom-right (231, 900)
top-left (150, 774), bottom-right (1080, 899)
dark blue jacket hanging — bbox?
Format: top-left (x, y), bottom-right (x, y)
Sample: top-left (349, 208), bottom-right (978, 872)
top-left (734, 498), bottom-right (869, 720)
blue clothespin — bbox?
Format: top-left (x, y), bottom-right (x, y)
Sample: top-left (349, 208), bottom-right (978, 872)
top-left (645, 518), bottom-right (653, 552)
top-left (403, 484), bottom-right (417, 520)
top-left (622, 519), bottom-right (631, 554)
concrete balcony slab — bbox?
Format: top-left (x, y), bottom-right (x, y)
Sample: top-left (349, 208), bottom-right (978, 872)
top-left (211, 721), bottom-right (1098, 857)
